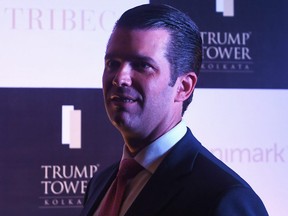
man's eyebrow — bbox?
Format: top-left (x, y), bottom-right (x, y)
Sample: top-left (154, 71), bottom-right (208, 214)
top-left (105, 53), bottom-right (156, 63)
top-left (104, 53), bottom-right (116, 60)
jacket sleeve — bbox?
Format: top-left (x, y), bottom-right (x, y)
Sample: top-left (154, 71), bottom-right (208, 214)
top-left (213, 186), bottom-right (269, 216)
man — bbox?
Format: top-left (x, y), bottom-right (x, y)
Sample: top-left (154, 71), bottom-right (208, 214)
top-left (80, 4), bottom-right (268, 216)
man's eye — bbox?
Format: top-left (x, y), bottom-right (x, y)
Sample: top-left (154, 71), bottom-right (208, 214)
top-left (132, 62), bottom-right (152, 71)
top-left (106, 60), bottom-right (120, 70)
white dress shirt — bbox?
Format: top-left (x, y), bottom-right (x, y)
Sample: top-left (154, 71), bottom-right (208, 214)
top-left (94, 121), bottom-right (187, 216)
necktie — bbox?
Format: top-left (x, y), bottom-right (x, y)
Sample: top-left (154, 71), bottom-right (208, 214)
top-left (98, 158), bottom-right (143, 216)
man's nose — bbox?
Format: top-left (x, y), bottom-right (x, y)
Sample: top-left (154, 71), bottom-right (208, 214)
top-left (112, 64), bottom-right (132, 87)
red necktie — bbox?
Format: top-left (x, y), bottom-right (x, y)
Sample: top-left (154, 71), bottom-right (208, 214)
top-left (98, 159), bottom-right (143, 216)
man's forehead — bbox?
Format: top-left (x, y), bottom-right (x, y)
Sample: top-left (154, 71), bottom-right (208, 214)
top-left (106, 27), bottom-right (170, 54)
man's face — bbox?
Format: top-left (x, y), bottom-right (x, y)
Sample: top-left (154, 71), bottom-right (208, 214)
top-left (102, 28), bottom-right (182, 143)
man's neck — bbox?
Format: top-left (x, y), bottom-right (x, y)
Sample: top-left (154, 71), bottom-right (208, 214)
top-left (122, 120), bottom-right (183, 156)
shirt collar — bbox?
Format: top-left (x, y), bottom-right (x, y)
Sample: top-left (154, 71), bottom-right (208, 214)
top-left (122, 121), bottom-right (187, 174)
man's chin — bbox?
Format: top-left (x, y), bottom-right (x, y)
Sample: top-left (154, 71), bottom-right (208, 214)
top-left (111, 115), bottom-right (132, 129)
top-left (112, 118), bottom-right (139, 134)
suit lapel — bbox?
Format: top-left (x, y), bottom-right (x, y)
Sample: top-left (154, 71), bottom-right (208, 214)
top-left (125, 129), bottom-right (201, 216)
top-left (80, 163), bottom-right (119, 216)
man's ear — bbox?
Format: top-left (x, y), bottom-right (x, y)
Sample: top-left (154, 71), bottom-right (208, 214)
top-left (175, 72), bottom-right (197, 102)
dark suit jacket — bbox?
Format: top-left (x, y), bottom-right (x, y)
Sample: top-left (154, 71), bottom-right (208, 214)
top-left (80, 129), bottom-right (268, 216)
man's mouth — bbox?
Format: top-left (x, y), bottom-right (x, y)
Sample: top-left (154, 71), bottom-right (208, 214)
top-left (110, 95), bottom-right (137, 103)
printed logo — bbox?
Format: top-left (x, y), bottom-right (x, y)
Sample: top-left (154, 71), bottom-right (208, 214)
top-left (216, 0), bottom-right (234, 17)
top-left (39, 164), bottom-right (99, 209)
top-left (62, 105), bottom-right (82, 149)
top-left (201, 31), bottom-right (253, 73)
top-left (210, 143), bottom-right (286, 163)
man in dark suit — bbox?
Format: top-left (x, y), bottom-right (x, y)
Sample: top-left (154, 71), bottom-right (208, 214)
top-left (80, 4), bottom-right (268, 216)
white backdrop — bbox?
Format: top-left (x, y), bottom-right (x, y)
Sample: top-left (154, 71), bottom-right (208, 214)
top-left (185, 89), bottom-right (288, 215)
top-left (0, 0), bottom-right (148, 88)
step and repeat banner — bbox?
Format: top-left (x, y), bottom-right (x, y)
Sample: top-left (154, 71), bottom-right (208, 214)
top-left (0, 0), bottom-right (287, 215)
